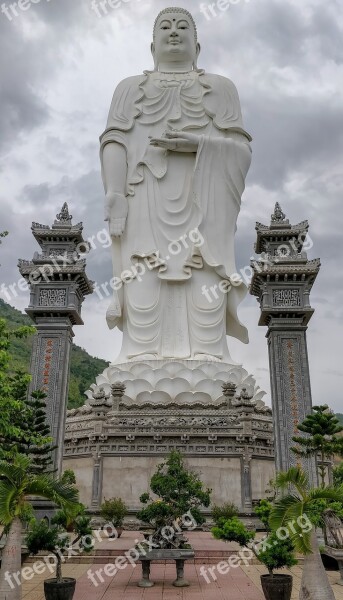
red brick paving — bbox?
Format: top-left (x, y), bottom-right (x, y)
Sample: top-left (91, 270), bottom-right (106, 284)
top-left (74, 560), bottom-right (264, 600)
top-left (22, 531), bottom-right (343, 599)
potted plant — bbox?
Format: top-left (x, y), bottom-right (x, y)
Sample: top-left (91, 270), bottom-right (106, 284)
top-left (100, 497), bottom-right (127, 538)
top-left (212, 515), bottom-right (297, 600)
top-left (26, 515), bottom-right (93, 600)
top-left (134, 451), bottom-right (211, 588)
top-left (137, 450), bottom-right (211, 546)
top-left (0, 454), bottom-right (78, 599)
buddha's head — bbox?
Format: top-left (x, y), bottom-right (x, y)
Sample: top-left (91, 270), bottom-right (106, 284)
top-left (152, 7), bottom-right (200, 70)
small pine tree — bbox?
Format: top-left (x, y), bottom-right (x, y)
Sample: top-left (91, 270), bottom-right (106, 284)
top-left (13, 390), bottom-right (57, 474)
top-left (292, 405), bottom-right (343, 486)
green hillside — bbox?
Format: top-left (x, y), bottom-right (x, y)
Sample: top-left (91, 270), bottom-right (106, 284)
top-left (0, 299), bottom-right (109, 409)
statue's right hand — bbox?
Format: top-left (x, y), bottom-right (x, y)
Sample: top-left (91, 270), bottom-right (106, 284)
top-left (105, 192), bottom-right (128, 238)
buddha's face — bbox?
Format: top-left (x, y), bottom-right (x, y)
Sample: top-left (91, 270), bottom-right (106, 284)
top-left (153, 11), bottom-right (199, 67)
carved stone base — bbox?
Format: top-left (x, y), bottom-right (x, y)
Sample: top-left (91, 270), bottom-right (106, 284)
top-left (64, 360), bottom-right (275, 512)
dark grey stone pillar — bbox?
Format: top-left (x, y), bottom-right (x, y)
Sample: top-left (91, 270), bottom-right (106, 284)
top-left (251, 204), bottom-right (320, 485)
top-left (19, 203), bottom-right (93, 474)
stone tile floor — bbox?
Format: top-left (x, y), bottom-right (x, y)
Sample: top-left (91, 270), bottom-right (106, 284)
top-left (20, 531), bottom-right (343, 599)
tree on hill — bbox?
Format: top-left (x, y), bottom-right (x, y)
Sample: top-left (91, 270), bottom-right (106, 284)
top-left (0, 299), bottom-right (109, 409)
top-left (0, 317), bottom-right (35, 457)
top-left (292, 405), bottom-right (343, 486)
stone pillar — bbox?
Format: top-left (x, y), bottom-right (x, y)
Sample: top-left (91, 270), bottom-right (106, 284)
top-left (91, 451), bottom-right (103, 509)
top-left (241, 453), bottom-right (253, 512)
top-left (222, 382), bottom-right (236, 408)
top-left (18, 203), bottom-right (93, 473)
top-left (250, 203), bottom-right (320, 486)
top-left (267, 317), bottom-right (316, 481)
top-left (29, 318), bottom-right (73, 472)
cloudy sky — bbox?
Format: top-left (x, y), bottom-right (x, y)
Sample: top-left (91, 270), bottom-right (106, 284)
top-left (0, 0), bottom-right (342, 410)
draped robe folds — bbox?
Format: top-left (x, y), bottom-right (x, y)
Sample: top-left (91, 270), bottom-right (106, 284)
top-left (100, 69), bottom-right (252, 362)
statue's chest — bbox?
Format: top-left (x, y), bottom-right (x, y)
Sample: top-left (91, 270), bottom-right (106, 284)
top-left (139, 77), bottom-right (209, 128)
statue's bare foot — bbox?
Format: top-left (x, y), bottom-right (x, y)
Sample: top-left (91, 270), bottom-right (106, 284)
top-left (193, 354), bottom-right (221, 362)
top-left (130, 354), bottom-right (158, 361)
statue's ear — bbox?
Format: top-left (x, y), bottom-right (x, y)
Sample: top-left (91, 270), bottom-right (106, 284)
top-left (193, 43), bottom-right (201, 70)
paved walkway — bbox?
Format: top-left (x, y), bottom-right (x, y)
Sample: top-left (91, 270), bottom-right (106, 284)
top-left (20, 531), bottom-right (343, 599)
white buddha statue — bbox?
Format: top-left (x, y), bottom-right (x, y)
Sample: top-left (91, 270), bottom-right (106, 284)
top-left (100, 7), bottom-right (252, 363)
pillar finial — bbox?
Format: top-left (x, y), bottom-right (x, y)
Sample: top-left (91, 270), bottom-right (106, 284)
top-left (55, 202), bottom-right (72, 225)
top-left (271, 202), bottom-right (286, 223)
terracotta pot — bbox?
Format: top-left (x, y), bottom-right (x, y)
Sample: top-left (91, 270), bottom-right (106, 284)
top-left (44, 577), bottom-right (76, 600)
top-left (260, 574), bottom-right (292, 600)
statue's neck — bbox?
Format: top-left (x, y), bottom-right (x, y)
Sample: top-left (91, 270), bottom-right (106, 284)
top-left (157, 60), bottom-right (194, 73)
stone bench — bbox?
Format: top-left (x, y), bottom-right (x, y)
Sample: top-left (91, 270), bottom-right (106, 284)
top-left (137, 548), bottom-right (195, 587)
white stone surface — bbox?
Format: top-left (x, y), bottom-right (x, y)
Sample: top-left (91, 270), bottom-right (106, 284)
top-left (100, 7), bottom-right (252, 363)
top-left (84, 359), bottom-right (268, 408)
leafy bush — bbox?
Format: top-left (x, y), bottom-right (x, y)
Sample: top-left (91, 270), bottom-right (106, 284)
top-left (100, 497), bottom-right (127, 527)
top-left (26, 517), bottom-right (93, 582)
top-left (136, 451), bottom-right (211, 549)
top-left (52, 503), bottom-right (86, 532)
top-left (212, 516), bottom-right (255, 546)
top-left (254, 499), bottom-right (273, 530)
top-left (211, 502), bottom-right (239, 525)
top-left (137, 450), bottom-right (211, 530)
top-left (61, 469), bottom-right (77, 485)
top-left (257, 530), bottom-right (297, 574)
top-left (307, 498), bottom-right (343, 528)
top-left (333, 463), bottom-right (343, 488)
top-left (212, 517), bottom-right (297, 575)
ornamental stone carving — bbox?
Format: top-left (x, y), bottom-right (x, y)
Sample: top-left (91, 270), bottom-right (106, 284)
top-left (39, 288), bottom-right (67, 307)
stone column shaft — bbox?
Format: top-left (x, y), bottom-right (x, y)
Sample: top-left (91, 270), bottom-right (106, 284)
top-left (29, 319), bottom-right (73, 474)
top-left (267, 318), bottom-right (317, 486)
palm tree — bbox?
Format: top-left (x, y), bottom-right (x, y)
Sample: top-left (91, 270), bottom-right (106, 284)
top-left (0, 454), bottom-right (78, 600)
top-left (270, 466), bottom-right (343, 600)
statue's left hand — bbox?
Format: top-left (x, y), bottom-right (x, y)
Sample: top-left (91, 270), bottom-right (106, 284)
top-left (149, 131), bottom-right (199, 153)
